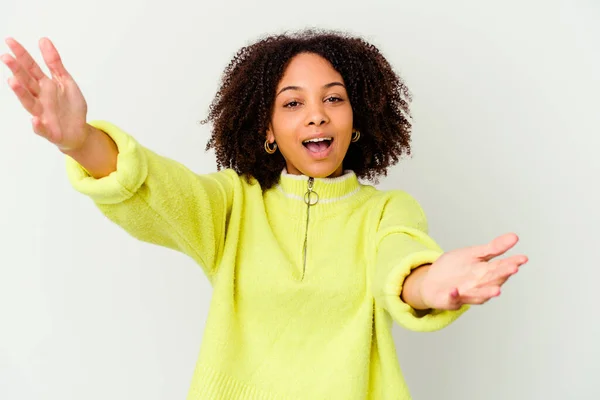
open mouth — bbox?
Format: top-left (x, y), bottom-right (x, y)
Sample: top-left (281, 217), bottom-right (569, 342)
top-left (302, 137), bottom-right (333, 153)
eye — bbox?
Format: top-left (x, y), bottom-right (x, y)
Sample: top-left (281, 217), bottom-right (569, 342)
top-left (284, 100), bottom-right (301, 108)
top-left (325, 96), bottom-right (343, 103)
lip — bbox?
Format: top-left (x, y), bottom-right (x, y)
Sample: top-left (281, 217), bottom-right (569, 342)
top-left (301, 132), bottom-right (333, 142)
top-left (302, 136), bottom-right (334, 160)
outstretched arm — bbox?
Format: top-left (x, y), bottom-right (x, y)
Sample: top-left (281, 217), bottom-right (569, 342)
top-left (3, 37), bottom-right (238, 280)
top-left (401, 233), bottom-right (528, 311)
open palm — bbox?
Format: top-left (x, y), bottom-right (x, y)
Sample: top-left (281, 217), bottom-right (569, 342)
top-left (420, 233), bottom-right (528, 310)
top-left (2, 37), bottom-right (89, 152)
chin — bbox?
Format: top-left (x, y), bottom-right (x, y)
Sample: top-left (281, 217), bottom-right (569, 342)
top-left (297, 162), bottom-right (343, 178)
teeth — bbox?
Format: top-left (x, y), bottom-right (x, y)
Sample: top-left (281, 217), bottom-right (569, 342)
top-left (303, 137), bottom-right (332, 143)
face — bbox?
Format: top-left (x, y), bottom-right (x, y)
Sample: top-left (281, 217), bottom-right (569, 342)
top-left (266, 52), bottom-right (354, 178)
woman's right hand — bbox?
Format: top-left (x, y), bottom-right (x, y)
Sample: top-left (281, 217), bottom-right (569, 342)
top-left (2, 37), bottom-right (91, 153)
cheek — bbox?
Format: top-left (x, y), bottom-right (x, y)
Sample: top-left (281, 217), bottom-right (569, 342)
top-left (271, 114), bottom-right (305, 147)
top-left (333, 104), bottom-right (353, 124)
top-left (334, 107), bottom-right (354, 139)
top-left (272, 111), bottom-right (298, 133)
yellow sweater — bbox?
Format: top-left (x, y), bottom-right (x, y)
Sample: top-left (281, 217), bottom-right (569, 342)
top-left (65, 120), bottom-right (468, 399)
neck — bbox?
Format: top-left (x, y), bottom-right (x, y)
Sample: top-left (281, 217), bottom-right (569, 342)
top-left (284, 164), bottom-right (344, 179)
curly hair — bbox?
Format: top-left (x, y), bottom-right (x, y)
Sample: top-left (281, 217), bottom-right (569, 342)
top-left (201, 29), bottom-right (413, 190)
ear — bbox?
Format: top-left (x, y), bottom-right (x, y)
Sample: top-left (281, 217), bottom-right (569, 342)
top-left (266, 125), bottom-right (275, 143)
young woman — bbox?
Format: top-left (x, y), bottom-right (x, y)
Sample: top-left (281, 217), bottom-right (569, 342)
top-left (2, 30), bottom-right (527, 400)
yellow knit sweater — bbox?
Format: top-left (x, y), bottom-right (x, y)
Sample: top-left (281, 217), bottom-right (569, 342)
top-left (65, 120), bottom-right (468, 399)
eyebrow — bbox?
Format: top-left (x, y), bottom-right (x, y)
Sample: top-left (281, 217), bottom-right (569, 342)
top-left (276, 81), bottom-right (346, 97)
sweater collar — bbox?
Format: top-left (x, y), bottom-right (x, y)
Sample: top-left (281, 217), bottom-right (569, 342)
top-left (275, 168), bottom-right (362, 204)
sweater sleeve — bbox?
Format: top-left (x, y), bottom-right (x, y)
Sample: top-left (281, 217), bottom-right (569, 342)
top-left (65, 120), bottom-right (237, 280)
top-left (371, 191), bottom-right (469, 332)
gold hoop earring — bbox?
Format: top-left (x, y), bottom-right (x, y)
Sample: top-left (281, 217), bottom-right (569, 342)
top-left (264, 139), bottom-right (278, 154)
top-left (352, 130), bottom-right (361, 142)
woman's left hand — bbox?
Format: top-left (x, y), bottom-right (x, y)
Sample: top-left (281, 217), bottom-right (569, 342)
top-left (419, 233), bottom-right (528, 310)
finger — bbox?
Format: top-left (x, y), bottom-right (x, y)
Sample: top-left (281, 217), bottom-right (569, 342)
top-left (7, 76), bottom-right (43, 116)
top-left (459, 286), bottom-right (501, 304)
top-left (476, 233), bottom-right (519, 261)
top-left (0, 52), bottom-right (41, 96)
top-left (39, 37), bottom-right (71, 80)
top-left (461, 296), bottom-right (493, 305)
top-left (5, 37), bottom-right (47, 81)
top-left (487, 254), bottom-right (528, 285)
top-left (31, 116), bottom-right (49, 138)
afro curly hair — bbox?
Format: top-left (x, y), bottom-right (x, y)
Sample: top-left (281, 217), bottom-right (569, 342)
top-left (201, 29), bottom-right (413, 190)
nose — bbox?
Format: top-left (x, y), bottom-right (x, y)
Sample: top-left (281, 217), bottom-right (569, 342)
top-left (305, 102), bottom-right (330, 127)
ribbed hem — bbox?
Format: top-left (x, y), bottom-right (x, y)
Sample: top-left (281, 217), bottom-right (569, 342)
top-left (187, 365), bottom-right (292, 400)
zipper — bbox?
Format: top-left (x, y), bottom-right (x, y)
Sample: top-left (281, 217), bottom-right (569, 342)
top-left (301, 177), bottom-right (319, 280)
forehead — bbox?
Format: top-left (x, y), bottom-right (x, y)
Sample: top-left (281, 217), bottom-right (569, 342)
top-left (277, 52), bottom-right (344, 88)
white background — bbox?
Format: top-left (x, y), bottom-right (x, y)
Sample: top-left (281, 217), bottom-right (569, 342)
top-left (1, 0), bottom-right (599, 399)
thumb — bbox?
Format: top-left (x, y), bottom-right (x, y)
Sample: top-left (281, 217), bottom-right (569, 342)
top-left (445, 288), bottom-right (462, 310)
top-left (475, 233), bottom-right (519, 261)
top-left (31, 116), bottom-right (49, 138)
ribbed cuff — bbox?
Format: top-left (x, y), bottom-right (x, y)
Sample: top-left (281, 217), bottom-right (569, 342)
top-left (65, 120), bottom-right (148, 204)
top-left (382, 249), bottom-right (469, 332)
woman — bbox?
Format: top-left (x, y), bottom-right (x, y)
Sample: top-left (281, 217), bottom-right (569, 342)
top-left (2, 30), bottom-right (527, 400)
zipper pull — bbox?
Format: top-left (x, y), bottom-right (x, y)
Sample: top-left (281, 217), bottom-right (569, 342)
top-left (304, 177), bottom-right (319, 205)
